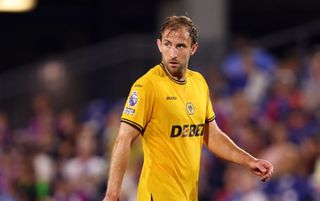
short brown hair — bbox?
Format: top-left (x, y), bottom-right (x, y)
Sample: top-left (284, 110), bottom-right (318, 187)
top-left (160, 15), bottom-right (198, 45)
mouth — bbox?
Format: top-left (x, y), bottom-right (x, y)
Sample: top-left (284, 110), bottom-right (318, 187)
top-left (169, 61), bottom-right (179, 67)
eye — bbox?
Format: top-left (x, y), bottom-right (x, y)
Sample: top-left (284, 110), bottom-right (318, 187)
top-left (164, 42), bottom-right (171, 48)
top-left (177, 44), bottom-right (186, 49)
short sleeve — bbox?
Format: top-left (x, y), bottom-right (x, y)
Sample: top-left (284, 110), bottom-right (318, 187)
top-left (202, 76), bottom-right (215, 123)
top-left (206, 95), bottom-right (215, 123)
top-left (121, 76), bottom-right (154, 133)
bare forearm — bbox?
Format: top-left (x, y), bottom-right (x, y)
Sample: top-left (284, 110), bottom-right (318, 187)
top-left (206, 127), bottom-right (256, 168)
top-left (204, 121), bottom-right (273, 182)
top-left (204, 122), bottom-right (256, 167)
top-left (106, 136), bottom-right (132, 198)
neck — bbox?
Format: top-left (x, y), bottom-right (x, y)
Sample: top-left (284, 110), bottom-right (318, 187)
top-left (162, 63), bottom-right (186, 81)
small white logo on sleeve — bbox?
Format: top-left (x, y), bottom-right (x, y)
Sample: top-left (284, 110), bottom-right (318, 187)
top-left (123, 107), bottom-right (135, 115)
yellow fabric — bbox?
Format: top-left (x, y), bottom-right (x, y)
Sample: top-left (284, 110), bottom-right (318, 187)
top-left (121, 64), bottom-right (215, 201)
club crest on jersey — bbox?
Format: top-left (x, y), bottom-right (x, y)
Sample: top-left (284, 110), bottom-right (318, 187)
top-left (186, 102), bottom-right (195, 115)
top-left (128, 91), bottom-right (138, 107)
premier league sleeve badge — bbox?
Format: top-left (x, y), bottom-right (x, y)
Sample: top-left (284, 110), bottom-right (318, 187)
top-left (128, 91), bottom-right (138, 107)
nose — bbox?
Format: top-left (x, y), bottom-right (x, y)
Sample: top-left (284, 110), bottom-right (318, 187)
top-left (169, 47), bottom-right (178, 58)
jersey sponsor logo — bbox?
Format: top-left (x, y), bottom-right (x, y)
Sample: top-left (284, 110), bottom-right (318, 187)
top-left (170, 124), bottom-right (204, 137)
top-left (186, 102), bottom-right (195, 115)
top-left (128, 91), bottom-right (138, 107)
top-left (123, 107), bottom-right (135, 115)
top-left (134, 84), bottom-right (143, 88)
top-left (166, 96), bottom-right (177, 100)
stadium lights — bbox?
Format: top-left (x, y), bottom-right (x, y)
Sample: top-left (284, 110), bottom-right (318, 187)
top-left (0, 0), bottom-right (37, 12)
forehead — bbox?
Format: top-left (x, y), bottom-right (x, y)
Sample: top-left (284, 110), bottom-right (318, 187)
top-left (162, 27), bottom-right (191, 43)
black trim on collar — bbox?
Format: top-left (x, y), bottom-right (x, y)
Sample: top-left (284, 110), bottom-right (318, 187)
top-left (159, 63), bottom-right (187, 85)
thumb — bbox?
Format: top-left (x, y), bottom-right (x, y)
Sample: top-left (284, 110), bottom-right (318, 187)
top-left (256, 161), bottom-right (267, 173)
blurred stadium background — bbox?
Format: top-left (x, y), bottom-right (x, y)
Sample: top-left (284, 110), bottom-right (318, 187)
top-left (1, 0), bottom-right (320, 200)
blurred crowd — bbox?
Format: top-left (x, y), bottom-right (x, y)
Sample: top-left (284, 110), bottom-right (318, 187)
top-left (201, 38), bottom-right (320, 201)
top-left (1, 38), bottom-right (320, 201)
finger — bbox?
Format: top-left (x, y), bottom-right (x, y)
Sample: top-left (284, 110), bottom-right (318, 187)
top-left (253, 168), bottom-right (265, 176)
top-left (261, 160), bottom-right (273, 173)
top-left (264, 164), bottom-right (274, 176)
top-left (261, 173), bottom-right (272, 182)
top-left (261, 167), bottom-right (273, 182)
top-left (256, 162), bottom-right (267, 173)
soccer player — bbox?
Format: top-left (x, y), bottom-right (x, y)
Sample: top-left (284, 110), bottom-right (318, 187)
top-left (103, 15), bottom-right (273, 201)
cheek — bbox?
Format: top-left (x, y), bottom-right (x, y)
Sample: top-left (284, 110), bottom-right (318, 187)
top-left (182, 51), bottom-right (191, 59)
top-left (158, 46), bottom-right (163, 53)
top-left (162, 48), bottom-right (170, 56)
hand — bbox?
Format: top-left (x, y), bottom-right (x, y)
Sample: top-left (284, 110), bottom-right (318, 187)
top-left (249, 159), bottom-right (274, 182)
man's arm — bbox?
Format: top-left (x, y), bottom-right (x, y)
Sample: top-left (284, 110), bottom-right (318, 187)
top-left (204, 120), bottom-right (273, 182)
top-left (103, 122), bottom-right (140, 201)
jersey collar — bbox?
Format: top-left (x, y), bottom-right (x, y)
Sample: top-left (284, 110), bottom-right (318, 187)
top-left (159, 63), bottom-right (187, 85)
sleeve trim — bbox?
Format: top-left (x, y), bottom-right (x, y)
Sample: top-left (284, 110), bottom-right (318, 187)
top-left (121, 118), bottom-right (144, 133)
top-left (205, 115), bottom-right (215, 123)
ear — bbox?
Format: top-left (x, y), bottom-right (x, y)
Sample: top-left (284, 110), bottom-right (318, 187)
top-left (157, 39), bottom-right (162, 53)
top-left (190, 42), bottom-right (198, 56)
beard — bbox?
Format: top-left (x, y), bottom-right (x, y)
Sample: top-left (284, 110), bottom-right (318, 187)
top-left (162, 60), bottom-right (186, 80)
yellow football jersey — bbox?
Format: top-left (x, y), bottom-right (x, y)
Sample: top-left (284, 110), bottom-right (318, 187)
top-left (121, 63), bottom-right (215, 201)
